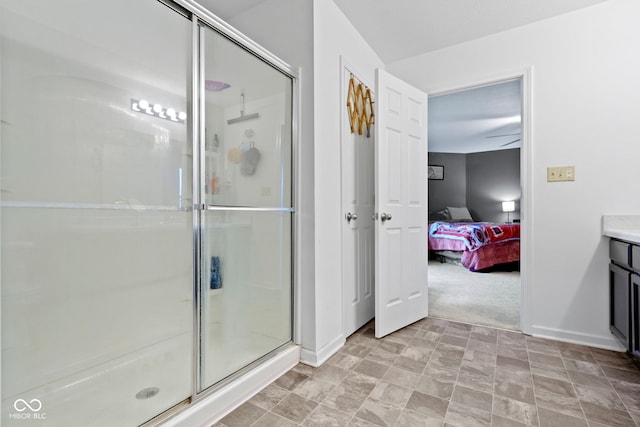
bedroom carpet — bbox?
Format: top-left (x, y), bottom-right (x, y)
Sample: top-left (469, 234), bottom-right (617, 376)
top-left (427, 260), bottom-right (520, 331)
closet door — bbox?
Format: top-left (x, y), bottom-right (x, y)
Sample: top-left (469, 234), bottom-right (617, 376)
top-left (197, 24), bottom-right (293, 390)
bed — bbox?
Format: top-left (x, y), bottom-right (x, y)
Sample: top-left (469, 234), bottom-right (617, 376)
top-left (428, 221), bottom-right (520, 272)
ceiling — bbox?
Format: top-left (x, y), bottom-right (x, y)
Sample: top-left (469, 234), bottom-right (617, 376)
top-left (428, 80), bottom-right (522, 154)
top-left (201, 0), bottom-right (606, 63)
top-left (198, 0), bottom-right (606, 153)
top-left (332, 0), bottom-right (607, 63)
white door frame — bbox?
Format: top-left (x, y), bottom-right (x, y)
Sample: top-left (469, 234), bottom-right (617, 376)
top-left (426, 67), bottom-right (532, 334)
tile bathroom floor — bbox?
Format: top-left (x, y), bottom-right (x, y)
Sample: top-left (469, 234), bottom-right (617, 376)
top-left (215, 317), bottom-right (640, 426)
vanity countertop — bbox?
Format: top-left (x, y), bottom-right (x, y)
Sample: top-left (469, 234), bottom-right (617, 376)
top-left (603, 215), bottom-right (640, 244)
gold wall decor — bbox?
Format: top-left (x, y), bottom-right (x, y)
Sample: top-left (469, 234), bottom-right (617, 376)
top-left (347, 75), bottom-right (375, 137)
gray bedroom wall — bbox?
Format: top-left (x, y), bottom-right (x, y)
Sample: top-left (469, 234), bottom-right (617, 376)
top-left (428, 149), bottom-right (520, 222)
top-left (428, 152), bottom-right (467, 215)
top-left (466, 148), bottom-right (521, 222)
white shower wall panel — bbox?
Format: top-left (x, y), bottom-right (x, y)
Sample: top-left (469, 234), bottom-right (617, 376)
top-left (1, 208), bottom-right (193, 399)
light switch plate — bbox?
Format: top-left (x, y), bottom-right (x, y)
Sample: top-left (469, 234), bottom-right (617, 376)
top-left (547, 166), bottom-right (575, 182)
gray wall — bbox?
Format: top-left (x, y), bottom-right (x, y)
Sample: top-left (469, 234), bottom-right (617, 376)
top-left (428, 152), bottom-right (466, 215)
top-left (467, 148), bottom-right (520, 222)
top-left (429, 149), bottom-right (520, 222)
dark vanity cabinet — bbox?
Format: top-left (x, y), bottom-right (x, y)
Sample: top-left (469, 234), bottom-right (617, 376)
top-left (609, 239), bottom-right (640, 359)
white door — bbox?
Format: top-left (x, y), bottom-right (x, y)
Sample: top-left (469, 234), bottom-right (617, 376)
top-left (374, 69), bottom-right (428, 338)
top-left (342, 67), bottom-right (375, 336)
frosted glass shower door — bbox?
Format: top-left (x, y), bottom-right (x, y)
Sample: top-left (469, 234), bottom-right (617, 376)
top-left (199, 26), bottom-right (293, 389)
top-left (0, 1), bottom-right (193, 425)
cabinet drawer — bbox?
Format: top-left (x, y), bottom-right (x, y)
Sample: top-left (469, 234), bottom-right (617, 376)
top-left (632, 274), bottom-right (640, 357)
top-left (632, 245), bottom-right (640, 271)
top-left (610, 240), bottom-right (630, 266)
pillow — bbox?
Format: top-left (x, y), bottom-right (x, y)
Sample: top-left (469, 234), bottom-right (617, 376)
top-left (446, 206), bottom-right (473, 221)
top-left (429, 209), bottom-right (451, 221)
top-left (438, 209), bottom-right (451, 219)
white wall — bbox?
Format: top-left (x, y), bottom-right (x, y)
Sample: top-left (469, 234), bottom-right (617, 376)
top-left (308, 0), bottom-right (384, 364)
top-left (388, 0), bottom-right (640, 348)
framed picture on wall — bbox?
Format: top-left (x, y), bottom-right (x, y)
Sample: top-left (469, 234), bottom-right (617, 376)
top-left (428, 165), bottom-right (444, 180)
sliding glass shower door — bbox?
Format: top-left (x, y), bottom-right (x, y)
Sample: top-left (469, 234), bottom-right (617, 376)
top-left (0, 1), bottom-right (193, 425)
top-left (197, 25), bottom-right (293, 390)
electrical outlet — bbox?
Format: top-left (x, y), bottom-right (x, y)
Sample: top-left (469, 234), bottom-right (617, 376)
top-left (547, 166), bottom-right (575, 182)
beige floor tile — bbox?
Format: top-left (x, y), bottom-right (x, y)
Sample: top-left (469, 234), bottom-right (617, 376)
top-left (393, 354), bottom-right (428, 373)
top-left (275, 369), bottom-right (310, 391)
top-left (533, 374), bottom-right (577, 398)
top-left (252, 411), bottom-right (299, 427)
top-left (396, 408), bottom-right (444, 427)
top-left (218, 401), bottom-right (266, 427)
top-left (381, 366), bottom-right (421, 389)
top-left (563, 359), bottom-right (605, 377)
top-left (580, 401), bottom-right (635, 427)
top-left (249, 383), bottom-right (290, 411)
top-left (369, 380), bottom-right (413, 407)
top-left (302, 403), bottom-right (353, 427)
top-left (574, 383), bottom-right (627, 411)
top-left (444, 401), bottom-right (491, 427)
top-left (491, 413), bottom-right (527, 426)
top-left (405, 390), bottom-right (449, 419)
top-left (467, 338), bottom-right (498, 354)
top-left (294, 375), bottom-right (337, 402)
top-left (414, 371), bottom-right (456, 400)
top-left (537, 407), bottom-right (587, 427)
top-left (322, 385), bottom-right (368, 416)
top-left (530, 365), bottom-right (570, 382)
top-left (492, 395), bottom-right (538, 426)
top-left (534, 388), bottom-right (584, 419)
top-left (217, 320), bottom-right (640, 427)
top-left (340, 372), bottom-right (379, 396)
top-left (567, 370), bottom-right (614, 390)
top-left (271, 393), bottom-right (318, 424)
top-left (354, 397), bottom-right (402, 426)
top-left (314, 362), bottom-right (351, 384)
top-left (456, 363), bottom-right (495, 394)
top-left (494, 379), bottom-right (535, 405)
top-left (528, 351), bottom-right (564, 369)
top-left (450, 384), bottom-right (493, 413)
top-left (353, 359), bottom-right (390, 379)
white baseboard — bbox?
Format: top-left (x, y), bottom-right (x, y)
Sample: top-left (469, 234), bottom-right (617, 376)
top-left (529, 325), bottom-right (626, 352)
top-left (300, 334), bottom-right (345, 367)
top-left (162, 344), bottom-right (300, 427)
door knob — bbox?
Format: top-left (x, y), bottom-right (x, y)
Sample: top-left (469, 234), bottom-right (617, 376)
top-left (380, 213), bottom-right (392, 222)
top-left (345, 212), bottom-right (358, 222)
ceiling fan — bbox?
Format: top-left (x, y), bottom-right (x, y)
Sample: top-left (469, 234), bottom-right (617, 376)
top-left (485, 132), bottom-right (521, 147)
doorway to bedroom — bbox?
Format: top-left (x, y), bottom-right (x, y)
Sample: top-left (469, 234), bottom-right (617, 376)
top-left (427, 78), bottom-right (523, 331)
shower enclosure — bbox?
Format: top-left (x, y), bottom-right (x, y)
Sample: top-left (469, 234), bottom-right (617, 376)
top-left (0, 1), bottom-right (294, 425)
